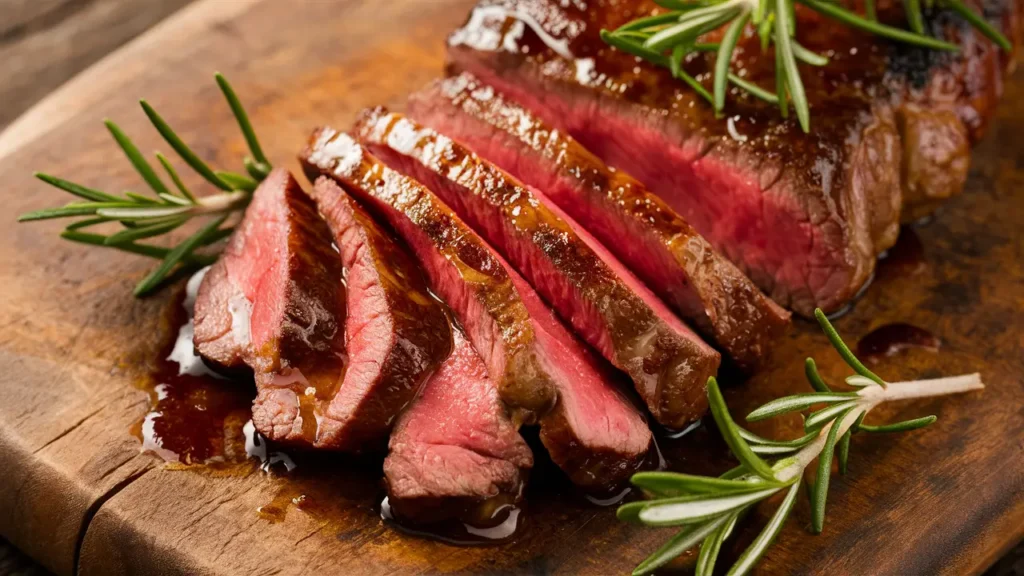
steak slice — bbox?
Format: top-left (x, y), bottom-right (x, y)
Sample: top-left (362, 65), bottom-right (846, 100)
top-left (354, 108), bottom-right (720, 429)
top-left (280, 177), bottom-right (451, 450)
top-left (301, 128), bottom-right (653, 489)
top-left (384, 327), bottom-right (533, 525)
top-left (446, 0), bottom-right (1021, 316)
top-left (194, 169), bottom-right (452, 451)
top-left (409, 73), bottom-right (791, 372)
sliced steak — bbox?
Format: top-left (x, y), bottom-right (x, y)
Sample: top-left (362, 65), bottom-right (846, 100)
top-left (384, 327), bottom-right (533, 525)
top-left (194, 169), bottom-right (452, 451)
top-left (353, 108), bottom-right (720, 429)
top-left (301, 128), bottom-right (653, 489)
top-left (446, 0), bottom-right (1021, 316)
top-left (409, 73), bottom-right (790, 372)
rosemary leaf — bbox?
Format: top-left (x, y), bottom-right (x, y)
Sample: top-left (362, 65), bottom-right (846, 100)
top-left (96, 206), bottom-right (192, 220)
top-left (104, 217), bottom-right (188, 246)
top-left (904, 0), bottom-right (926, 33)
top-left (34, 173), bottom-right (120, 203)
top-left (837, 430), bottom-right (851, 475)
top-left (739, 428), bottom-right (818, 449)
top-left (140, 100), bottom-right (232, 191)
top-left (133, 214), bottom-right (228, 296)
top-left (709, 378), bottom-right (778, 481)
top-left (792, 41), bottom-right (830, 66)
top-left (773, 4), bottom-right (810, 132)
top-left (804, 399), bottom-right (860, 431)
top-left (728, 74), bottom-right (779, 103)
top-left (243, 156), bottom-right (272, 181)
top-left (123, 192), bottom-right (161, 204)
top-left (19, 202), bottom-right (135, 221)
top-left (158, 192), bottom-right (193, 206)
top-left (156, 152), bottom-right (197, 203)
top-left (715, 11), bottom-right (752, 114)
top-left (851, 410), bottom-right (868, 433)
top-left (726, 482), bottom-right (800, 576)
top-left (805, 358), bottom-right (832, 392)
top-left (214, 170), bottom-right (259, 192)
top-left (640, 488), bottom-right (780, 527)
top-left (618, 11), bottom-right (685, 32)
top-left (105, 120), bottom-right (169, 195)
top-left (617, 501), bottom-right (647, 523)
top-left (645, 6), bottom-right (740, 51)
top-left (632, 516), bottom-right (731, 576)
top-left (846, 375), bottom-right (879, 387)
top-left (942, 0), bottom-right (1012, 49)
top-left (774, 37), bottom-right (789, 118)
top-left (65, 217), bottom-right (108, 231)
top-left (215, 73), bottom-right (270, 166)
top-left (61, 230), bottom-right (216, 265)
top-left (858, 415), bottom-right (937, 433)
top-left (865, 0), bottom-right (877, 20)
top-left (810, 408), bottom-right (852, 533)
top-left (696, 511), bottom-right (736, 576)
top-left (632, 471), bottom-right (779, 497)
top-left (814, 308), bottom-right (887, 387)
top-left (746, 392), bottom-right (858, 422)
top-left (798, 0), bottom-right (960, 50)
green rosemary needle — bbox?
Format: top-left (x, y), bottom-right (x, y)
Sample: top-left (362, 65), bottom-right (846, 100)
top-left (620, 309), bottom-right (984, 575)
top-left (603, 0), bottom-right (1007, 131)
top-left (18, 74), bottom-right (269, 296)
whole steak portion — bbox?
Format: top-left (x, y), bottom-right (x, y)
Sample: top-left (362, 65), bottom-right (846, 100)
top-left (384, 328), bottom-right (533, 525)
top-left (301, 129), bottom-right (653, 490)
top-left (354, 108), bottom-right (720, 430)
top-left (446, 0), bottom-right (1022, 316)
top-left (409, 73), bottom-right (790, 372)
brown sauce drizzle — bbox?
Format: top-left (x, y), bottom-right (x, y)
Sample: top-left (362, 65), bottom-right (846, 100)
top-left (135, 271), bottom-right (746, 546)
top-left (857, 323), bottom-right (941, 361)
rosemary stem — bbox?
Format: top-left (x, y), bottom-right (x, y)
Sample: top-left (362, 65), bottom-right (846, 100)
top-left (862, 373), bottom-right (984, 402)
top-left (195, 190), bottom-right (250, 214)
top-left (774, 373), bottom-right (983, 482)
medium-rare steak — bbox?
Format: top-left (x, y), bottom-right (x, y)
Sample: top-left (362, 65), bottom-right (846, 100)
top-left (384, 328), bottom-right (533, 525)
top-left (446, 0), bottom-right (1021, 316)
top-left (300, 128), bottom-right (653, 489)
top-left (409, 73), bottom-right (791, 372)
top-left (353, 108), bottom-right (720, 429)
top-left (194, 169), bottom-right (452, 451)
top-left (288, 177), bottom-right (452, 450)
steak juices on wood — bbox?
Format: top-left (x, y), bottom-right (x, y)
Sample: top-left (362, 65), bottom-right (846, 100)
top-left (353, 108), bottom-right (720, 429)
top-left (410, 73), bottom-right (790, 372)
top-left (446, 0), bottom-right (1022, 316)
top-left (301, 128), bottom-right (653, 489)
top-left (193, 169), bottom-right (451, 450)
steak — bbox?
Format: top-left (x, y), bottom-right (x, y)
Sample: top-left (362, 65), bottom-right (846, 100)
top-left (446, 0), bottom-right (1022, 316)
top-left (300, 128), bottom-right (653, 489)
top-left (354, 108), bottom-right (720, 429)
top-left (194, 169), bottom-right (452, 451)
top-left (384, 327), bottom-right (533, 525)
top-left (285, 177), bottom-right (451, 450)
top-left (409, 73), bottom-right (791, 372)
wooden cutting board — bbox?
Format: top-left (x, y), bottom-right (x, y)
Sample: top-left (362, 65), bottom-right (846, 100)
top-left (0, 0), bottom-right (1021, 574)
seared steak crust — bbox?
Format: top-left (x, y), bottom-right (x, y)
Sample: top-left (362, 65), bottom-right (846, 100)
top-left (301, 128), bottom-right (653, 490)
top-left (409, 73), bottom-right (791, 372)
top-left (447, 0), bottom-right (1021, 316)
top-left (354, 108), bottom-right (720, 429)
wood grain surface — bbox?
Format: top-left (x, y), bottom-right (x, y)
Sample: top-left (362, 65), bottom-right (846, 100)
top-left (0, 0), bottom-right (194, 131)
top-left (0, 0), bottom-right (1021, 574)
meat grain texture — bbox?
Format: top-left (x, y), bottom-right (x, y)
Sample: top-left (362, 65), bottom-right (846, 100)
top-left (446, 0), bottom-right (1023, 316)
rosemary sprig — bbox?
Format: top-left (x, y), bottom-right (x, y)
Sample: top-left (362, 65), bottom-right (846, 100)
top-left (602, 0), bottom-right (1008, 132)
top-left (620, 309), bottom-right (984, 575)
top-left (18, 74), bottom-right (269, 296)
